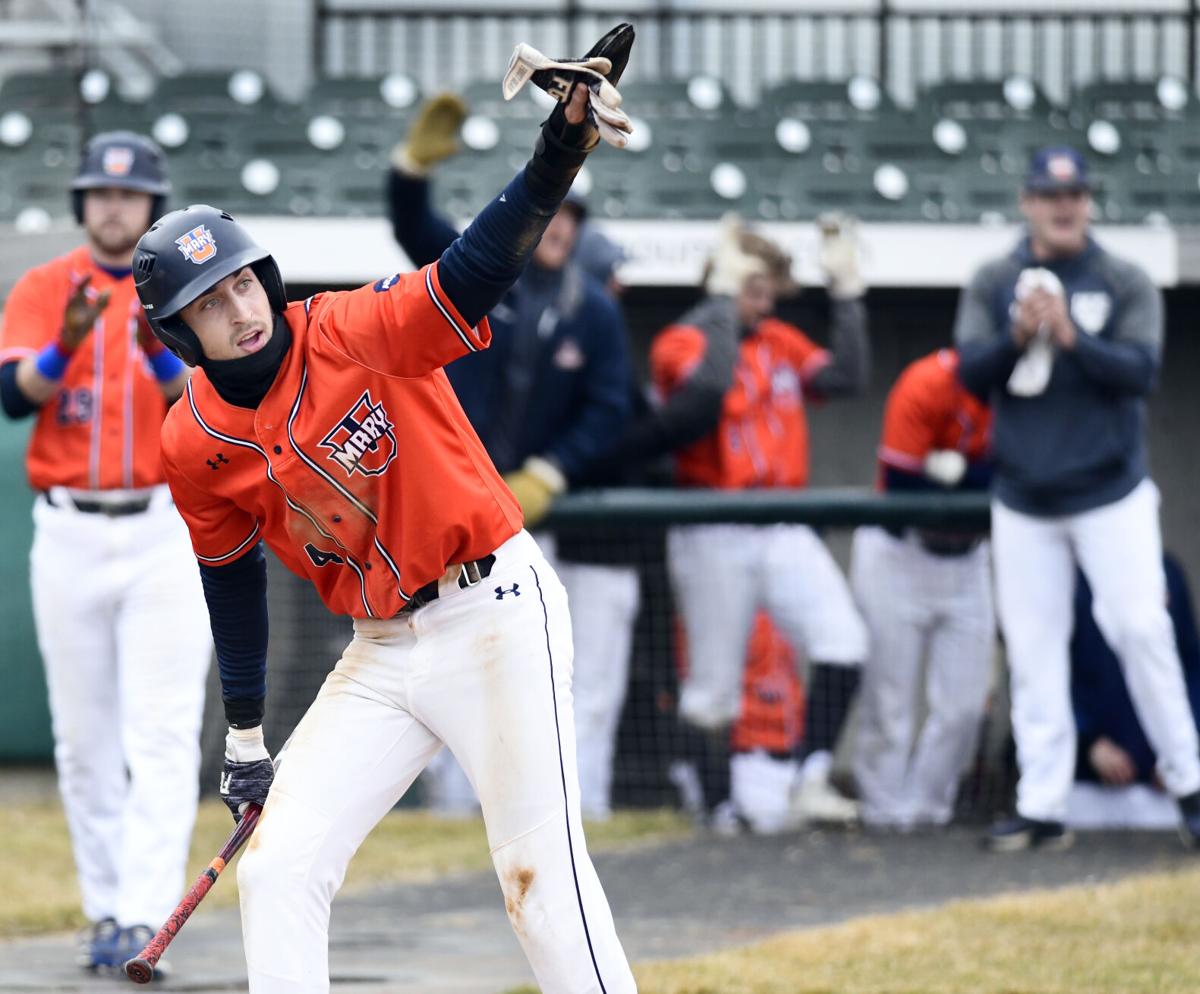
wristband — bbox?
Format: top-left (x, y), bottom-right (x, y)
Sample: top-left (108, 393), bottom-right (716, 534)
top-left (148, 348), bottom-right (185, 382)
top-left (34, 341), bottom-right (71, 381)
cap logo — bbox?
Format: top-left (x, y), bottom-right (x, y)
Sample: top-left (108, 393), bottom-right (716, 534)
top-left (175, 225), bottom-right (218, 265)
top-left (102, 146), bottom-right (135, 176)
top-left (1047, 155), bottom-right (1078, 181)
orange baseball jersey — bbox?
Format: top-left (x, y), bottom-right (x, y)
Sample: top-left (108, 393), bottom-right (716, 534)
top-left (159, 262), bottom-right (522, 620)
top-left (0, 246), bottom-right (172, 490)
top-left (650, 317), bottom-right (830, 489)
top-left (876, 348), bottom-right (991, 485)
top-left (730, 613), bottom-right (805, 755)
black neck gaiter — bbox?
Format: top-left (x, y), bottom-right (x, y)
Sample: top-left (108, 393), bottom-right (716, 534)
top-left (201, 315), bottom-right (292, 410)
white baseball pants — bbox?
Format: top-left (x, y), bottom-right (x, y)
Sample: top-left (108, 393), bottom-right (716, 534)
top-left (993, 479), bottom-right (1200, 822)
top-left (850, 526), bottom-right (995, 827)
top-left (30, 487), bottom-right (212, 928)
top-left (667, 523), bottom-right (868, 731)
top-left (237, 530), bottom-right (635, 994)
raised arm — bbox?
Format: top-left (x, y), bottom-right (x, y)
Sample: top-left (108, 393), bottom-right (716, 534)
top-left (435, 25), bottom-right (633, 328)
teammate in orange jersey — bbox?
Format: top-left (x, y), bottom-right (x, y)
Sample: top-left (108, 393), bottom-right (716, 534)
top-left (0, 132), bottom-right (211, 973)
top-left (849, 349), bottom-right (996, 830)
top-left (132, 34), bottom-right (637, 993)
top-left (647, 214), bottom-right (870, 827)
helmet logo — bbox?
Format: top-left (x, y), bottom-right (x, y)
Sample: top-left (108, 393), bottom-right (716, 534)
top-left (102, 146), bottom-right (135, 177)
top-left (1048, 155), bottom-right (1077, 181)
top-left (175, 225), bottom-right (218, 265)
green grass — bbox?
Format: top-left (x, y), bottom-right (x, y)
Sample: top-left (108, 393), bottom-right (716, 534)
top-left (620, 866), bottom-right (1200, 994)
top-left (1, 797), bottom-right (688, 937)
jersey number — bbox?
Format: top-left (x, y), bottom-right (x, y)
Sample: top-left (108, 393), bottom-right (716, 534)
top-left (55, 388), bottom-right (93, 426)
top-left (304, 543), bottom-right (345, 568)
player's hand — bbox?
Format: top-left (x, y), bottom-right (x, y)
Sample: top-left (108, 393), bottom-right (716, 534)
top-left (923, 449), bottom-right (967, 487)
top-left (505, 24), bottom-right (634, 149)
top-left (705, 213), bottom-right (764, 297)
top-left (221, 726), bottom-right (275, 822)
top-left (61, 274), bottom-right (110, 351)
top-left (504, 456), bottom-right (566, 528)
top-left (1088, 736), bottom-right (1137, 786)
top-left (818, 213), bottom-right (865, 299)
top-left (393, 93), bottom-right (468, 176)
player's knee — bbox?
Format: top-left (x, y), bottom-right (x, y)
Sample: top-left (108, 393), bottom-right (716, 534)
top-left (1112, 604), bottom-right (1172, 654)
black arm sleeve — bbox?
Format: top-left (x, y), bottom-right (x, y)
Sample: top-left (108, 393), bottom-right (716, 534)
top-left (386, 168), bottom-right (460, 268)
top-left (806, 298), bottom-right (870, 397)
top-left (198, 542), bottom-right (269, 729)
top-left (0, 361), bottom-right (39, 419)
top-left (436, 115), bottom-right (594, 329)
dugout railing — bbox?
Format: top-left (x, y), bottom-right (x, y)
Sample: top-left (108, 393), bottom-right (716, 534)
top-left (194, 486), bottom-right (1013, 824)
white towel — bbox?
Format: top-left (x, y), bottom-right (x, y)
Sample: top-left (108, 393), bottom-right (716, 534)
top-left (1007, 267), bottom-right (1063, 397)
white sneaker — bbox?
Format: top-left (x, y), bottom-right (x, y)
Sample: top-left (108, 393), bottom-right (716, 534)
top-left (792, 772), bottom-right (860, 825)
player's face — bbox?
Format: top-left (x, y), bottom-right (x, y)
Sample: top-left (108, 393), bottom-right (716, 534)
top-left (737, 273), bottom-right (777, 326)
top-left (1021, 188), bottom-right (1090, 257)
top-left (83, 188), bottom-right (154, 257)
top-left (181, 267), bottom-right (274, 361)
top-left (532, 209), bottom-right (580, 270)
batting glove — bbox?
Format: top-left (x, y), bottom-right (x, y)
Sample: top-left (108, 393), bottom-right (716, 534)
top-left (504, 455), bottom-right (566, 528)
top-left (704, 214), bottom-right (767, 297)
top-left (502, 23), bottom-right (635, 149)
top-left (391, 92), bottom-right (468, 176)
top-left (221, 726), bottom-right (274, 823)
top-left (818, 213), bottom-right (866, 300)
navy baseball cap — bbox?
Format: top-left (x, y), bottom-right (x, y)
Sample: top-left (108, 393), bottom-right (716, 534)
top-left (1024, 145), bottom-right (1091, 194)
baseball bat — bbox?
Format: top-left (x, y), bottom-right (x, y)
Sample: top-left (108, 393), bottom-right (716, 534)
top-left (124, 803), bottom-right (263, 984)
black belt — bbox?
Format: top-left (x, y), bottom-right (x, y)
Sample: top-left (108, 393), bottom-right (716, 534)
top-left (883, 523), bottom-right (982, 558)
top-left (403, 554), bottom-right (496, 613)
top-left (44, 491), bottom-right (152, 517)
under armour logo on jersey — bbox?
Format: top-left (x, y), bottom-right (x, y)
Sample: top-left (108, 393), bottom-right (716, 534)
top-left (495, 583), bottom-right (520, 600)
top-left (319, 390), bottom-right (397, 478)
top-left (207, 452), bottom-right (230, 470)
top-left (176, 225), bottom-right (217, 265)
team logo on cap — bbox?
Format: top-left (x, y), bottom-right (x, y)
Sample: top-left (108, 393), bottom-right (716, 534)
top-left (320, 390), bottom-right (397, 478)
top-left (1047, 154), bottom-right (1078, 182)
top-left (102, 146), bottom-right (134, 176)
top-left (175, 225), bottom-right (218, 265)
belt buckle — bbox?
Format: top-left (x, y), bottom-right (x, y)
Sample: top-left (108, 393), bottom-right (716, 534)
top-left (460, 559), bottom-right (483, 588)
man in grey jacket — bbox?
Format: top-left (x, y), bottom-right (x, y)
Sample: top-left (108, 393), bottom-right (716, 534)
top-left (954, 145), bottom-right (1200, 851)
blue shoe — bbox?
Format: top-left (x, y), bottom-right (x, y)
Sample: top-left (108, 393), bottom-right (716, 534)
top-left (114, 924), bottom-right (171, 980)
top-left (75, 917), bottom-right (120, 970)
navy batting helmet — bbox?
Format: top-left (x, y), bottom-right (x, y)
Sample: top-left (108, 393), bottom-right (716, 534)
top-left (132, 205), bottom-right (288, 366)
top-left (72, 131), bottom-right (171, 224)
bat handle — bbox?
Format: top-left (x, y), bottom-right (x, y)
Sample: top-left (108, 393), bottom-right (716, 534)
top-left (124, 803), bottom-right (263, 983)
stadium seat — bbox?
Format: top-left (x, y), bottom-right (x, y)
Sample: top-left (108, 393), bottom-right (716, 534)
top-left (920, 78), bottom-right (1058, 124)
top-left (0, 69), bottom-right (79, 111)
top-left (761, 78), bottom-right (897, 122)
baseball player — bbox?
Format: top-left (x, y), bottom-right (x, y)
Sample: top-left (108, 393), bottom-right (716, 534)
top-left (0, 132), bottom-right (211, 972)
top-left (954, 145), bottom-right (1200, 851)
top-left (850, 348), bottom-right (995, 830)
top-left (387, 95), bottom-right (637, 820)
top-left (646, 215), bottom-right (870, 825)
top-left (133, 29), bottom-right (637, 994)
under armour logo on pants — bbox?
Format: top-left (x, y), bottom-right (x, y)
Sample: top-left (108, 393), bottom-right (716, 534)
top-left (495, 583), bottom-right (520, 600)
